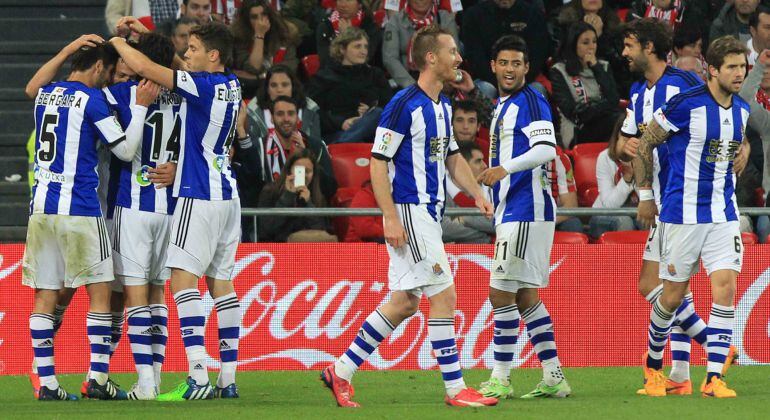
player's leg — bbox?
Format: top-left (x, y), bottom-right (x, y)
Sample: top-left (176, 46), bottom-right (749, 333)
top-left (324, 290), bottom-right (418, 407)
top-left (517, 288), bottom-right (571, 398)
top-left (479, 286), bottom-right (519, 399)
top-left (32, 289), bottom-right (77, 400)
top-left (149, 284), bottom-right (168, 392)
top-left (109, 289), bottom-right (125, 357)
top-left (83, 281), bottom-right (127, 400)
top-left (123, 281), bottom-right (156, 400)
top-left (52, 287), bottom-right (77, 335)
top-left (700, 221), bottom-right (742, 398)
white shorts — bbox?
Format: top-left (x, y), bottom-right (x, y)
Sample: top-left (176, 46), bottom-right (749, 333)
top-left (490, 221), bottom-right (554, 293)
top-left (642, 217), bottom-right (661, 263)
top-left (112, 206), bottom-right (172, 286)
top-left (22, 214), bottom-right (114, 290)
top-left (387, 203), bottom-right (453, 298)
top-left (166, 197), bottom-right (241, 280)
top-left (658, 221), bottom-right (743, 282)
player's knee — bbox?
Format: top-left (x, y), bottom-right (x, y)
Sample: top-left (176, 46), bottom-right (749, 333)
top-left (710, 271), bottom-right (737, 305)
top-left (488, 287), bottom-right (516, 308)
top-left (515, 289), bottom-right (539, 310)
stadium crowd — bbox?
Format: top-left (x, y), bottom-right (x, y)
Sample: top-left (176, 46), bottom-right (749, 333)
top-left (100, 0), bottom-right (770, 243)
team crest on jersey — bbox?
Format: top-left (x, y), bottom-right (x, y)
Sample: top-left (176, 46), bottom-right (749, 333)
top-left (213, 155), bottom-right (226, 172)
top-left (432, 263), bottom-right (444, 275)
top-left (136, 165), bottom-right (152, 187)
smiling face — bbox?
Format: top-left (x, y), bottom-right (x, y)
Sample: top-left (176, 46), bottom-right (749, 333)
top-left (342, 37), bottom-right (369, 65)
top-left (491, 49), bottom-right (528, 95)
top-left (426, 34), bottom-right (462, 82)
top-left (622, 34), bottom-right (650, 73)
top-left (272, 100), bottom-right (299, 138)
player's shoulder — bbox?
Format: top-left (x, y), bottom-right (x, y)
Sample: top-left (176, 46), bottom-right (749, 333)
top-left (666, 84), bottom-right (706, 110)
top-left (629, 78), bottom-right (645, 95)
top-left (384, 84), bottom-right (421, 113)
top-left (519, 85), bottom-right (550, 118)
top-left (664, 66), bottom-right (703, 87)
top-left (733, 93), bottom-right (750, 111)
top-left (103, 80), bottom-right (138, 103)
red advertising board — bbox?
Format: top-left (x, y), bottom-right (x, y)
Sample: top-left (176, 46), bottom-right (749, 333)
top-left (0, 243), bottom-right (768, 375)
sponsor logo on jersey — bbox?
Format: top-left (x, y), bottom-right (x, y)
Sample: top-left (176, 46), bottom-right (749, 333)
top-left (136, 165), bottom-right (152, 187)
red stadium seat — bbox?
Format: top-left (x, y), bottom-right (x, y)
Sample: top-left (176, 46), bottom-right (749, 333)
top-left (755, 188), bottom-right (766, 206)
top-left (617, 8), bottom-right (629, 22)
top-left (301, 54), bottom-right (320, 79)
top-left (535, 73), bottom-right (552, 96)
top-left (581, 186), bottom-right (599, 207)
top-left (374, 9), bottom-right (387, 27)
top-left (598, 230), bottom-right (649, 244)
top-left (571, 142), bottom-right (608, 207)
top-left (742, 232), bottom-right (759, 245)
top-left (553, 231), bottom-right (589, 244)
top-left (321, 0), bottom-right (336, 9)
top-left (327, 143), bottom-right (372, 189)
top-left (330, 187), bottom-right (360, 239)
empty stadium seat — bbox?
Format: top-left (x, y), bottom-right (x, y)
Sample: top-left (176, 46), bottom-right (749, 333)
top-left (571, 142), bottom-right (608, 207)
top-left (301, 54), bottom-right (320, 79)
top-left (330, 187), bottom-right (360, 239)
top-left (553, 231), bottom-right (589, 244)
top-left (598, 230), bottom-right (649, 244)
top-left (327, 143), bottom-right (372, 189)
top-left (742, 232), bottom-right (759, 245)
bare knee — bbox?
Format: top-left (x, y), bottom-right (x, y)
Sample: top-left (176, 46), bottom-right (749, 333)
top-left (515, 288), bottom-right (540, 312)
top-left (659, 281), bottom-right (688, 312)
top-left (34, 289), bottom-right (60, 314)
top-left (710, 270), bottom-right (737, 306)
top-left (488, 286), bottom-right (516, 308)
top-left (638, 261), bottom-right (661, 298)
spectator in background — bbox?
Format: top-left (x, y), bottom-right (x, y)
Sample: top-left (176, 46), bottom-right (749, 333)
top-left (211, 0), bottom-right (243, 25)
top-left (382, 0), bottom-right (458, 88)
top-left (668, 23), bottom-right (707, 78)
top-left (442, 143), bottom-right (494, 244)
top-left (260, 96), bottom-right (337, 199)
top-left (317, 0), bottom-right (382, 67)
top-left (549, 22), bottom-right (620, 148)
top-left (589, 118), bottom-right (641, 239)
top-left (308, 28), bottom-right (392, 143)
top-left (548, 148), bottom-right (583, 232)
top-left (747, 5), bottom-right (770, 67)
top-left (155, 0), bottom-right (214, 34)
top-left (231, 0), bottom-right (299, 96)
top-left (461, 0), bottom-right (550, 86)
top-left (105, 0), bottom-right (132, 34)
top-left (628, 0), bottom-right (710, 29)
top-left (710, 0), bottom-right (759, 43)
top-left (246, 64), bottom-right (321, 142)
top-left (171, 16), bottom-right (198, 58)
top-left (452, 100), bottom-right (481, 145)
top-left (257, 149), bottom-right (338, 242)
top-left (740, 49), bottom-right (770, 241)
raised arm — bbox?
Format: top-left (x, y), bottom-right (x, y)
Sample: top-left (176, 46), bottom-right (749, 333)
top-left (109, 37), bottom-right (175, 89)
top-left (632, 119), bottom-right (671, 228)
top-left (25, 34), bottom-right (105, 99)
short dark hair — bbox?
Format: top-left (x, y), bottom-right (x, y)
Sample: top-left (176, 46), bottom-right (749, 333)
top-left (491, 35), bottom-right (529, 63)
top-left (672, 23), bottom-right (702, 51)
top-left (70, 43), bottom-right (119, 72)
top-left (622, 18), bottom-right (672, 61)
top-left (411, 25), bottom-right (453, 70)
top-left (174, 16), bottom-right (199, 31)
top-left (136, 32), bottom-right (176, 67)
top-left (190, 22), bottom-right (234, 67)
top-left (706, 35), bottom-right (749, 72)
top-left (458, 141), bottom-right (482, 161)
top-left (452, 100), bottom-right (479, 119)
top-left (749, 5), bottom-right (770, 28)
top-left (269, 95), bottom-right (298, 113)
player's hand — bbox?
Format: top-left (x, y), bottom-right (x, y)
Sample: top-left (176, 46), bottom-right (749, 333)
top-left (116, 16), bottom-right (150, 36)
top-left (148, 162), bottom-right (177, 188)
top-left (64, 34), bottom-right (104, 55)
top-left (475, 196), bottom-right (494, 219)
top-left (252, 15), bottom-right (271, 38)
top-left (383, 215), bottom-right (408, 248)
top-left (733, 141), bottom-right (751, 176)
top-left (477, 166), bottom-right (508, 186)
top-left (636, 198), bottom-right (658, 230)
top-left (296, 185), bottom-right (311, 202)
top-left (448, 69), bottom-right (475, 93)
top-left (136, 79), bottom-right (161, 106)
top-left (623, 136), bottom-right (640, 159)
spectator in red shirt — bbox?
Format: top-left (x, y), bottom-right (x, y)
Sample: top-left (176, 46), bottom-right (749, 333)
top-left (548, 148), bottom-right (583, 232)
top-left (316, 0), bottom-right (382, 67)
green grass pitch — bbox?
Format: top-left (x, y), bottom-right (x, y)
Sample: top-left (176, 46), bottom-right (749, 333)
top-left (1, 366), bottom-right (768, 419)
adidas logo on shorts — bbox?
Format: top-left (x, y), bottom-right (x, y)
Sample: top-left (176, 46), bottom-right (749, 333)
top-left (495, 265), bottom-right (505, 274)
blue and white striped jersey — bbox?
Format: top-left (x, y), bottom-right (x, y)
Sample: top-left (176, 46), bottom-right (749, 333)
top-left (654, 84), bottom-right (750, 224)
top-left (31, 81), bottom-right (127, 217)
top-left (371, 85), bottom-right (459, 221)
top-left (104, 80), bottom-right (181, 215)
top-left (621, 66), bottom-right (702, 209)
top-left (172, 70), bottom-right (241, 201)
top-left (490, 86), bottom-right (556, 225)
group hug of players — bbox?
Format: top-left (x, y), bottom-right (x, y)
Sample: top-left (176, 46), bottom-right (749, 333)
top-left (24, 14), bottom-right (743, 406)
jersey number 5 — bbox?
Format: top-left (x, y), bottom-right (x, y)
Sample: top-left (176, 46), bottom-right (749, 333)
top-left (37, 113), bottom-right (59, 163)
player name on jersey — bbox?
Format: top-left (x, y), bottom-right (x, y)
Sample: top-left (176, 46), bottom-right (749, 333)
top-left (35, 90), bottom-right (84, 108)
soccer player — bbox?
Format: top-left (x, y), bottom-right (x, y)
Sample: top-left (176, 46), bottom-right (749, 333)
top-left (109, 22), bottom-right (243, 400)
top-left (102, 32), bottom-right (179, 400)
top-left (24, 42), bottom-right (154, 400)
top-left (321, 25), bottom-right (497, 408)
top-left (633, 35), bottom-right (749, 398)
top-left (475, 35), bottom-right (571, 400)
top-left (618, 18), bottom-right (737, 394)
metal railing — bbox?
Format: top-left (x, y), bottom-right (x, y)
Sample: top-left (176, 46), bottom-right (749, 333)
top-left (242, 207), bottom-right (770, 241)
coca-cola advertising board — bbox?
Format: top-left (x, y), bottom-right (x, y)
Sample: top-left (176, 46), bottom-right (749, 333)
top-left (0, 243), bottom-right (768, 374)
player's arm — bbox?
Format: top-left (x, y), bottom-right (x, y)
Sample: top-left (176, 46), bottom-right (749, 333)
top-left (109, 37), bottom-right (174, 90)
top-left (632, 119), bottom-right (670, 228)
top-left (25, 34), bottom-right (105, 99)
top-left (618, 101), bottom-right (639, 162)
top-left (446, 153), bottom-right (494, 218)
top-left (370, 158), bottom-right (407, 248)
top-left (477, 120), bottom-right (557, 186)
